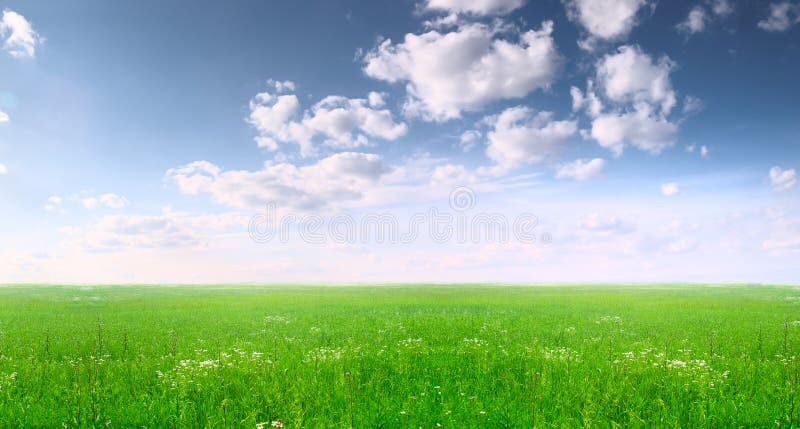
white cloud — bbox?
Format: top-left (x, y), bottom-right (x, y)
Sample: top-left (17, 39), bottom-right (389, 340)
top-left (367, 91), bottom-right (386, 108)
top-left (248, 88), bottom-right (407, 157)
top-left (677, 6), bottom-right (707, 34)
top-left (563, 0), bottom-right (653, 47)
top-left (596, 45), bottom-right (676, 115)
top-left (758, 2), bottom-right (799, 32)
top-left (305, 96), bottom-right (408, 146)
top-left (363, 21), bottom-right (562, 121)
top-left (569, 86), bottom-right (584, 111)
top-left (682, 95), bottom-right (704, 115)
top-left (661, 182), bottom-right (680, 196)
top-left (45, 195), bottom-right (62, 212)
top-left (266, 79), bottom-right (296, 93)
top-left (81, 197), bottom-right (99, 210)
top-left (431, 164), bottom-right (476, 185)
top-left (711, 0), bottom-right (733, 17)
top-left (423, 0), bottom-right (525, 15)
top-left (688, 144), bottom-right (710, 157)
top-left (677, 1), bottom-right (734, 35)
top-left (458, 130), bottom-right (481, 152)
top-left (166, 152), bottom-right (392, 210)
top-left (555, 158), bottom-right (605, 181)
top-left (73, 194), bottom-right (131, 210)
top-left (0, 111), bottom-right (8, 122)
top-left (0, 9), bottom-right (42, 58)
top-left (482, 106), bottom-right (577, 174)
top-left (0, 163), bottom-right (6, 175)
top-left (590, 110), bottom-right (677, 156)
top-left (99, 193), bottom-right (130, 209)
top-left (569, 82), bottom-right (603, 117)
top-left (74, 211), bottom-right (248, 252)
top-left (581, 45), bottom-right (678, 155)
top-left (770, 166), bottom-right (797, 192)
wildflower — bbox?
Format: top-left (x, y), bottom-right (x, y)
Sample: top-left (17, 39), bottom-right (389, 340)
top-left (271, 420), bottom-right (284, 428)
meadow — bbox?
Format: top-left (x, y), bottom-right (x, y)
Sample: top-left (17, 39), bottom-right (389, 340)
top-left (0, 284), bottom-right (798, 428)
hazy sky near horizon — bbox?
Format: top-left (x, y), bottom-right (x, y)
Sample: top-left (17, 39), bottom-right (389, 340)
top-left (1, 0), bottom-right (799, 283)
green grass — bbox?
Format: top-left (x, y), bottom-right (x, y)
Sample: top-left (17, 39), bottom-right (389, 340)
top-left (0, 284), bottom-right (799, 427)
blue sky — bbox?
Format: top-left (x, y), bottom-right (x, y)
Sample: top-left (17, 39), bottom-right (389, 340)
top-left (0, 0), bottom-right (798, 283)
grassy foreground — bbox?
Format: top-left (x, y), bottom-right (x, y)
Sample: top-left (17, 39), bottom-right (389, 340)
top-left (0, 284), bottom-right (798, 428)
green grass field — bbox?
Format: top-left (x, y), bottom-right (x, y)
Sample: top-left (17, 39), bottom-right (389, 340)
top-left (0, 284), bottom-right (798, 428)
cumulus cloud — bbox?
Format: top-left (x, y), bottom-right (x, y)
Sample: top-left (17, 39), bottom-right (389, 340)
top-left (99, 193), bottom-right (130, 209)
top-left (563, 0), bottom-right (653, 48)
top-left (363, 21), bottom-right (562, 121)
top-left (0, 163), bottom-right (6, 175)
top-left (424, 0), bottom-right (525, 15)
top-left (555, 158), bottom-right (605, 181)
top-left (0, 111), bottom-right (8, 122)
top-left (677, 1), bottom-right (735, 35)
top-left (758, 2), bottom-right (800, 32)
top-left (576, 45), bottom-right (679, 155)
top-left (248, 87), bottom-right (407, 157)
top-left (1, 9), bottom-right (42, 58)
top-left (569, 82), bottom-right (603, 117)
top-left (79, 193), bottom-right (130, 210)
top-left (596, 45), bottom-right (676, 115)
top-left (661, 182), bottom-right (680, 196)
top-left (677, 6), bottom-right (707, 34)
top-left (166, 152), bottom-right (392, 210)
top-left (459, 130), bottom-right (481, 152)
top-left (770, 166), bottom-right (797, 192)
top-left (267, 79), bottom-right (296, 93)
top-left (482, 106), bottom-right (577, 174)
top-left (711, 0), bottom-right (733, 16)
top-left (367, 91), bottom-right (386, 108)
top-left (590, 110), bottom-right (677, 155)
